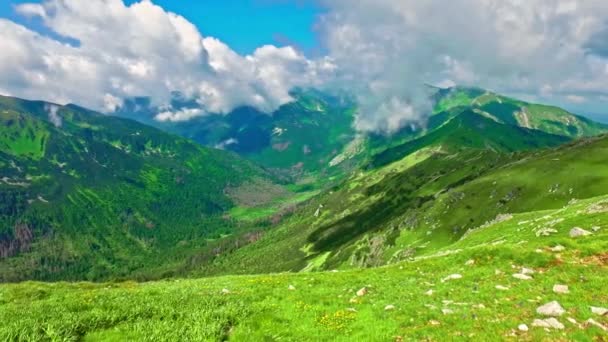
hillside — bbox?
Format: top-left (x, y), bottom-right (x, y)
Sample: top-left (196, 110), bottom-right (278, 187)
top-left (370, 109), bottom-right (570, 167)
top-left (0, 95), bottom-right (297, 282)
top-left (120, 90), bottom-right (360, 184)
top-left (2, 192), bottom-right (606, 340)
top-left (119, 87), bottom-right (607, 183)
top-left (432, 86), bottom-right (606, 138)
top-left (197, 134), bottom-right (608, 276)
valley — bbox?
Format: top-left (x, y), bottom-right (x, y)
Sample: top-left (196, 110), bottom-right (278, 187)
top-left (1, 88), bottom-right (607, 340)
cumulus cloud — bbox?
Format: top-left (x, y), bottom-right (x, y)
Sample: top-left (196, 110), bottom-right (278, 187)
top-left (2, 0), bottom-right (608, 133)
top-left (1, 0), bottom-right (333, 121)
top-left (318, 0), bottom-right (608, 132)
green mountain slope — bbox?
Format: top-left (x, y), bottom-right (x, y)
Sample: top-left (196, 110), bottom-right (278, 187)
top-left (199, 134), bottom-right (608, 276)
top-left (0, 95), bottom-right (293, 282)
top-left (370, 109), bottom-right (570, 167)
top-left (2, 191), bottom-right (606, 341)
top-left (119, 87), bottom-right (607, 186)
top-left (434, 86), bottom-right (607, 138)
top-left (121, 90), bottom-right (359, 184)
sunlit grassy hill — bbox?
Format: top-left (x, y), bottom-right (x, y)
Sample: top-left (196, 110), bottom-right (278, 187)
top-left (1, 193), bottom-right (606, 340)
top-left (199, 134), bottom-right (608, 276)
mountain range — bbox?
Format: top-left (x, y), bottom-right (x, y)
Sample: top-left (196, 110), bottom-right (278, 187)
top-left (1, 87), bottom-right (607, 340)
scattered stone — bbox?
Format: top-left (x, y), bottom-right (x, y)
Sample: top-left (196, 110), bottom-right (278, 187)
top-left (465, 259), bottom-right (475, 266)
top-left (288, 285), bottom-right (296, 291)
top-left (495, 269), bottom-right (504, 275)
top-left (591, 226), bottom-right (601, 232)
top-left (566, 317), bottom-right (583, 328)
top-left (429, 320), bottom-right (441, 326)
top-left (473, 304), bottom-right (486, 309)
top-left (513, 273), bottom-right (533, 280)
top-left (442, 274), bottom-right (463, 282)
top-left (346, 307), bottom-right (357, 313)
top-left (495, 285), bottom-right (510, 291)
top-left (349, 297), bottom-right (359, 304)
top-left (569, 227), bottom-right (592, 238)
top-left (425, 289), bottom-right (434, 296)
top-left (552, 285), bottom-right (569, 294)
top-left (221, 288), bottom-right (231, 294)
top-left (586, 318), bottom-right (608, 331)
top-left (590, 306), bottom-right (608, 316)
top-left (532, 318), bottom-right (565, 330)
top-left (536, 301), bottom-right (566, 316)
top-left (518, 324), bottom-right (529, 332)
top-left (385, 305), bottom-right (396, 311)
top-left (521, 267), bottom-right (535, 275)
top-left (356, 287), bottom-right (368, 297)
top-left (442, 308), bottom-right (454, 315)
top-left (536, 228), bottom-right (558, 237)
top-left (549, 245), bottom-right (566, 252)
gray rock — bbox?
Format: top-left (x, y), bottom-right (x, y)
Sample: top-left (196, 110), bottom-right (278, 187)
top-left (552, 284), bottom-right (569, 294)
top-left (569, 227), bottom-right (592, 238)
top-left (590, 306), bottom-right (608, 316)
top-left (536, 301), bottom-right (565, 316)
top-left (441, 308), bottom-right (454, 315)
top-left (518, 324), bottom-right (529, 332)
top-left (549, 245), bottom-right (566, 252)
top-left (532, 318), bottom-right (564, 329)
top-left (356, 287), bottom-right (367, 296)
top-left (512, 273), bottom-right (533, 280)
top-left (536, 228), bottom-right (558, 237)
top-left (385, 304), bottom-right (396, 311)
top-left (441, 274), bottom-right (462, 282)
top-left (521, 267), bottom-right (535, 275)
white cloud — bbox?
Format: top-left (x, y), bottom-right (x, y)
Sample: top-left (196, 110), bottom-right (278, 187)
top-left (155, 108), bottom-right (204, 122)
top-left (566, 95), bottom-right (587, 104)
top-left (318, 0), bottom-right (608, 132)
top-left (3, 0), bottom-right (608, 133)
top-left (2, 0), bottom-right (332, 120)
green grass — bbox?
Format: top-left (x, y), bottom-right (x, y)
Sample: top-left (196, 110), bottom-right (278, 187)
top-left (2, 194), bottom-right (606, 341)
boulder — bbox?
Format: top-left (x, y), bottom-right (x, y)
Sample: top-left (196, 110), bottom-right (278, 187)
top-left (532, 318), bottom-right (564, 330)
top-left (569, 227), bottom-right (592, 238)
top-left (536, 301), bottom-right (565, 316)
top-left (591, 306), bottom-right (608, 316)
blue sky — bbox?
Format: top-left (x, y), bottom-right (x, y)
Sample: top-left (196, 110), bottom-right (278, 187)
top-left (0, 0), bottom-right (324, 55)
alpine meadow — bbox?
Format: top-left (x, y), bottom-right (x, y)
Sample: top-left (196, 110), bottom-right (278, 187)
top-left (1, 1), bottom-right (607, 341)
